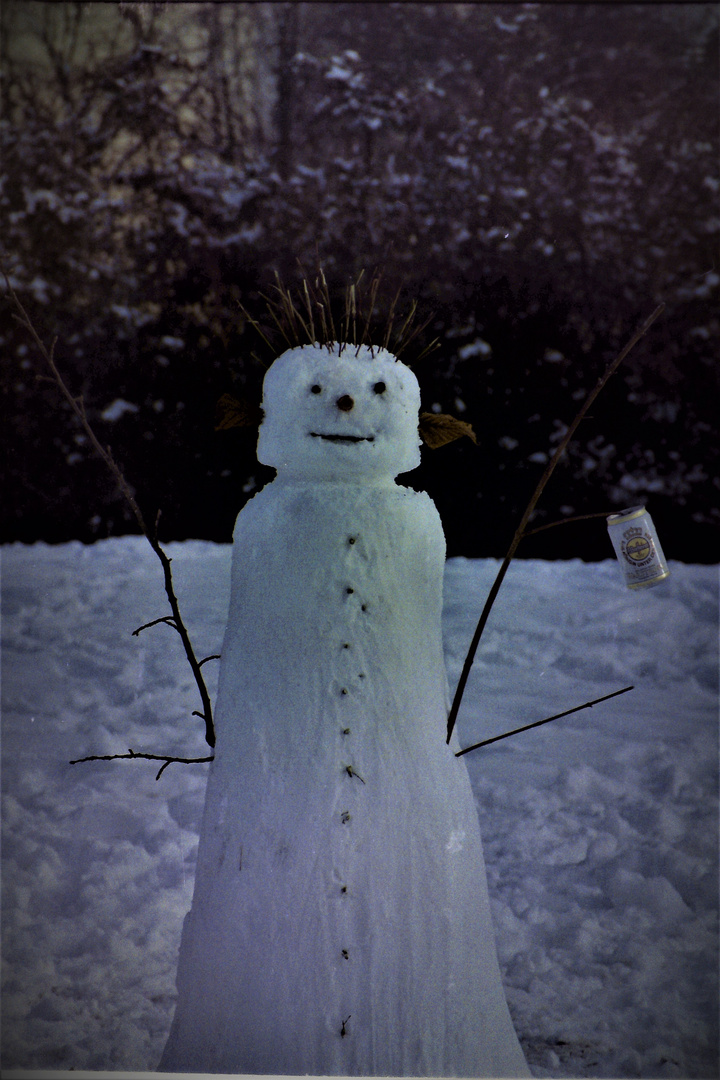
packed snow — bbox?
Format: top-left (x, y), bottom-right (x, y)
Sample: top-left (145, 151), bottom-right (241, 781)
top-left (256, 343), bottom-right (423, 480)
top-left (1, 540), bottom-right (718, 1076)
top-left (159, 343), bottom-right (528, 1076)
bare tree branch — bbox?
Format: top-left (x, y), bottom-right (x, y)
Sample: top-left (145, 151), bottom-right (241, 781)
top-left (446, 302), bottom-right (665, 744)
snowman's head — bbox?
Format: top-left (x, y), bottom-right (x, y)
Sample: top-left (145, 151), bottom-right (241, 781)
top-left (257, 343), bottom-right (421, 481)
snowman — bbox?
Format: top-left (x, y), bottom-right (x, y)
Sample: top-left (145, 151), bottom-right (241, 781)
top-left (159, 342), bottom-right (529, 1076)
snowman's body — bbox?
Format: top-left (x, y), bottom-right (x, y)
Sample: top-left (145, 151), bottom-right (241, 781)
top-left (160, 344), bottom-right (529, 1076)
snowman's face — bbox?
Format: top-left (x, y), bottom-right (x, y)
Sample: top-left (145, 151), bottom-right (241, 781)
top-left (257, 343), bottom-right (421, 480)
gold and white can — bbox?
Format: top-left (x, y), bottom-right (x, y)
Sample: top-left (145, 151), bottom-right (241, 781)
top-left (607, 505), bottom-right (670, 589)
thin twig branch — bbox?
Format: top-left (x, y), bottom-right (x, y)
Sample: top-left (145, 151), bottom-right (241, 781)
top-left (132, 616), bottom-right (178, 636)
top-left (198, 653), bottom-right (221, 667)
top-left (446, 303), bottom-right (664, 744)
top-left (455, 685), bottom-right (634, 757)
top-left (524, 509), bottom-right (620, 538)
top-left (69, 748), bottom-right (215, 781)
top-left (3, 267), bottom-right (216, 748)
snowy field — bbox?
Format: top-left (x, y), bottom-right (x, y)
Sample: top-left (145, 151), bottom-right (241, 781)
top-left (1, 537), bottom-right (718, 1078)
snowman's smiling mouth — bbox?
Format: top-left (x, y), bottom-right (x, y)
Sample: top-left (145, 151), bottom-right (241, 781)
top-left (310, 432), bottom-right (375, 444)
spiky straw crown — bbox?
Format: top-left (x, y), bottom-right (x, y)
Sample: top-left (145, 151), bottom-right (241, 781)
top-left (242, 268), bottom-right (440, 367)
top-left (218, 268), bottom-right (476, 450)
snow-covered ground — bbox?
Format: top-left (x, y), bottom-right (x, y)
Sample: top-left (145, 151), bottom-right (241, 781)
top-left (1, 538), bottom-right (717, 1078)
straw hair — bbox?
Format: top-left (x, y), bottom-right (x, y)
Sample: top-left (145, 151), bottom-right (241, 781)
top-left (241, 267), bottom-right (439, 366)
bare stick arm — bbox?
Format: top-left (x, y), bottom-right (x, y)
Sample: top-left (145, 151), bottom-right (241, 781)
top-left (455, 685), bottom-right (634, 757)
top-left (446, 303), bottom-right (664, 744)
top-left (69, 748), bottom-right (215, 781)
top-left (3, 269), bottom-right (216, 747)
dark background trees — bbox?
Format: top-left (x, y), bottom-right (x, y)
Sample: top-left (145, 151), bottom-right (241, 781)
top-left (2, 2), bottom-right (718, 560)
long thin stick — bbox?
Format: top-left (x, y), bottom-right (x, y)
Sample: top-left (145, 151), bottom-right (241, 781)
top-left (69, 748), bottom-right (215, 781)
top-left (446, 303), bottom-right (664, 744)
top-left (4, 270), bottom-right (217, 748)
top-left (455, 685), bottom-right (634, 757)
top-left (523, 509), bottom-right (620, 537)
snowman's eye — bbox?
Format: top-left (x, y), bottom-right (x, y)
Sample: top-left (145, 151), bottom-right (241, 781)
top-left (310, 384), bottom-right (322, 395)
top-left (373, 381), bottom-right (386, 395)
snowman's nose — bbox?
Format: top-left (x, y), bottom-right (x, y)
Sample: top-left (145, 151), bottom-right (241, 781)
top-left (336, 394), bottom-right (354, 412)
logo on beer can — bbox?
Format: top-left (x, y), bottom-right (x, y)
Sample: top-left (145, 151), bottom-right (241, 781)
top-left (607, 506), bottom-right (669, 589)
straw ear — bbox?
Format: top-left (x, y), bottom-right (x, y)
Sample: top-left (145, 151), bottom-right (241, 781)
top-left (215, 393), bottom-right (263, 431)
top-left (419, 411), bottom-right (477, 448)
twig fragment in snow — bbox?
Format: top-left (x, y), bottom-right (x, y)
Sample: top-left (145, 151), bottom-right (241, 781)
top-left (446, 302), bottom-right (664, 744)
top-left (455, 685), bottom-right (635, 757)
top-left (69, 748), bottom-right (215, 781)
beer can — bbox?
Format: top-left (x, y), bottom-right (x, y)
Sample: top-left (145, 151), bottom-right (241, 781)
top-left (607, 505), bottom-right (670, 589)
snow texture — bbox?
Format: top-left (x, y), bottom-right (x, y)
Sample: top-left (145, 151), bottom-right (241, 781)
top-left (159, 344), bottom-right (528, 1075)
top-left (1, 554), bottom-right (718, 1075)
